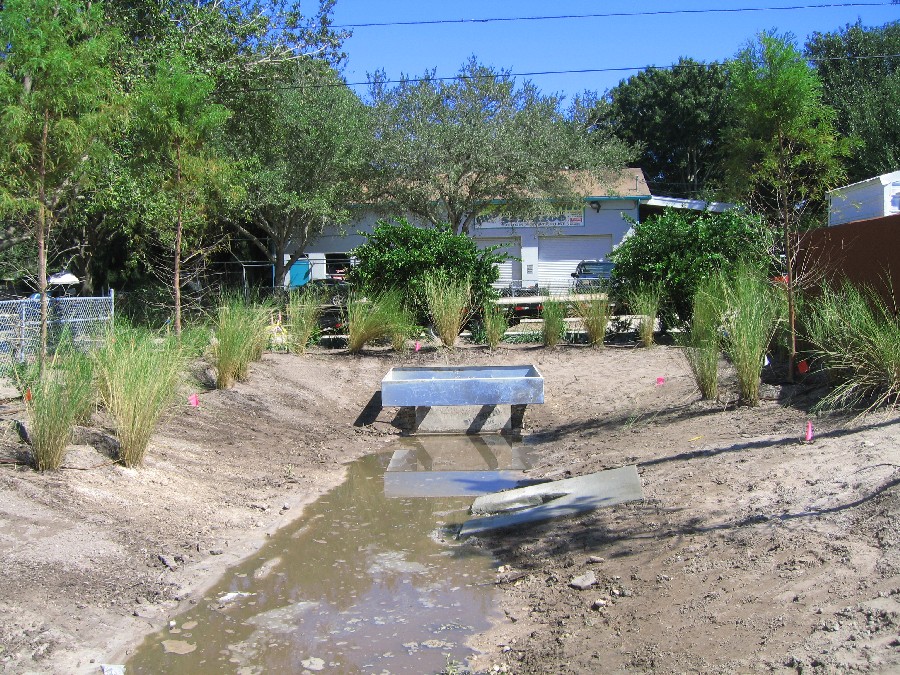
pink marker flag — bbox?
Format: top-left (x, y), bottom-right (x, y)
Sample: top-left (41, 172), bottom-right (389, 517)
top-left (656, 377), bottom-right (665, 387)
top-left (188, 393), bottom-right (200, 407)
top-left (805, 421), bottom-right (813, 442)
top-left (414, 341), bottom-right (421, 352)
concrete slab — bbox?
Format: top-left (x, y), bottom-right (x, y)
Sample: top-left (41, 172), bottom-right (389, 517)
top-left (394, 404), bottom-right (527, 434)
top-left (381, 365), bottom-right (544, 407)
top-left (459, 465), bottom-right (643, 537)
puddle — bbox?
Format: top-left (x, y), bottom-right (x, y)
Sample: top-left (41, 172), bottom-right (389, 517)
top-left (126, 449), bottom-right (512, 674)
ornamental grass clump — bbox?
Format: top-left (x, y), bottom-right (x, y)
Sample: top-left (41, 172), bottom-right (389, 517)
top-left (211, 294), bottom-right (270, 388)
top-left (345, 289), bottom-right (412, 354)
top-left (541, 300), bottom-right (567, 347)
top-left (94, 325), bottom-right (183, 468)
top-left (805, 282), bottom-right (900, 411)
top-left (573, 294), bottom-right (612, 348)
top-left (423, 271), bottom-right (472, 349)
top-left (626, 284), bottom-right (663, 348)
top-left (680, 277), bottom-right (725, 400)
top-left (721, 264), bottom-right (779, 406)
top-left (286, 288), bottom-right (323, 354)
top-left (20, 343), bottom-right (96, 471)
top-left (482, 302), bottom-right (509, 350)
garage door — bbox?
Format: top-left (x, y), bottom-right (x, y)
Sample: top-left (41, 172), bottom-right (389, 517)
top-left (476, 237), bottom-right (522, 287)
top-left (538, 236), bottom-right (612, 292)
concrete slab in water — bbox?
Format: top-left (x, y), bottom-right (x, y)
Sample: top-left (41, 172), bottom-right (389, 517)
top-left (394, 404), bottom-right (526, 434)
top-left (381, 365), bottom-right (544, 407)
top-left (459, 465), bottom-right (643, 537)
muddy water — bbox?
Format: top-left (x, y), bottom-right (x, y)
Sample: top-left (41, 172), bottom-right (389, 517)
top-left (127, 443), bottom-right (521, 674)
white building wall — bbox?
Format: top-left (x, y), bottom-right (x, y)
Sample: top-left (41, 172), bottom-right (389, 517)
top-left (829, 170), bottom-right (900, 226)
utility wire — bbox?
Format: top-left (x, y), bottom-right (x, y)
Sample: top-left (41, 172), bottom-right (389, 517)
top-left (214, 53), bottom-right (900, 96)
top-left (330, 3), bottom-right (897, 29)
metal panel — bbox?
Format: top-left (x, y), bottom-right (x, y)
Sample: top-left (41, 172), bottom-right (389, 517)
top-left (476, 237), bottom-right (521, 285)
top-left (538, 235), bottom-right (612, 292)
top-left (381, 365), bottom-right (544, 407)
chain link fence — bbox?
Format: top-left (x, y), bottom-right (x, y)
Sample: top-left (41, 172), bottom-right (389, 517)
top-left (0, 292), bottom-right (115, 371)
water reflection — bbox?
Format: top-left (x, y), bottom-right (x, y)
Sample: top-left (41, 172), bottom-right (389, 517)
top-left (127, 453), bottom-right (500, 675)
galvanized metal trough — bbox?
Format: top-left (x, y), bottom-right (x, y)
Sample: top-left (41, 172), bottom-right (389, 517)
top-left (382, 365), bottom-right (544, 434)
top-left (381, 365), bottom-right (544, 407)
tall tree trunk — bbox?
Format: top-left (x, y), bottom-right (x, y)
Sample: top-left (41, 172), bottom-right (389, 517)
top-left (784, 221), bottom-right (797, 383)
top-left (174, 143), bottom-right (183, 336)
top-left (38, 109), bottom-right (50, 371)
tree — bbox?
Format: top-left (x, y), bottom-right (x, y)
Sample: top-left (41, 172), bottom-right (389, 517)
top-left (130, 57), bottom-right (234, 334)
top-left (348, 218), bottom-right (506, 324)
top-left (0, 0), bottom-right (120, 359)
top-left (367, 58), bottom-right (629, 235)
top-left (724, 32), bottom-right (848, 377)
top-left (596, 59), bottom-right (729, 198)
top-left (806, 21), bottom-right (900, 183)
top-left (608, 208), bottom-right (772, 322)
top-left (225, 61), bottom-right (370, 287)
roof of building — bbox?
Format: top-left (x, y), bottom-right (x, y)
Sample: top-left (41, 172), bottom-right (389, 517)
top-left (827, 169), bottom-right (900, 196)
top-left (571, 167), bottom-right (652, 200)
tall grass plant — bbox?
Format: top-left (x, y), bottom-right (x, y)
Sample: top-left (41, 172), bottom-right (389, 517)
top-left (805, 282), bottom-right (900, 411)
top-left (481, 302), bottom-right (509, 350)
top-left (573, 294), bottom-right (611, 348)
top-left (627, 284), bottom-right (663, 347)
top-left (721, 264), bottom-right (779, 406)
top-left (680, 277), bottom-right (724, 400)
top-left (541, 300), bottom-right (567, 347)
top-left (211, 294), bottom-right (270, 388)
top-left (95, 324), bottom-right (183, 467)
top-left (423, 271), bottom-right (472, 349)
top-left (286, 288), bottom-right (323, 354)
top-left (345, 289), bottom-right (413, 354)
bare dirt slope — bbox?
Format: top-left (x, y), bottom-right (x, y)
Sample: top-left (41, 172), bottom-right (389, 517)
top-left (0, 345), bottom-right (898, 674)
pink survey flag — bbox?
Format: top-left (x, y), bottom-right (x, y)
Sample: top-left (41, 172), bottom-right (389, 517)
top-left (656, 377), bottom-right (665, 386)
top-left (188, 393), bottom-right (200, 407)
top-left (414, 341), bottom-right (421, 352)
top-left (805, 421), bottom-right (813, 442)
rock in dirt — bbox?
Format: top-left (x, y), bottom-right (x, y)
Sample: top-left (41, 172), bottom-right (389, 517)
top-left (570, 571), bottom-right (597, 590)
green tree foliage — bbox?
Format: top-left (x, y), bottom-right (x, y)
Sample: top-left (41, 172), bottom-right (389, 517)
top-left (129, 57), bottom-right (234, 334)
top-left (348, 218), bottom-right (505, 324)
top-left (724, 32), bottom-right (848, 374)
top-left (0, 0), bottom-right (120, 356)
top-left (608, 208), bottom-right (771, 322)
top-left (367, 58), bottom-right (629, 235)
top-left (225, 61), bottom-right (370, 286)
top-left (806, 21), bottom-right (900, 183)
top-left (596, 58), bottom-right (729, 198)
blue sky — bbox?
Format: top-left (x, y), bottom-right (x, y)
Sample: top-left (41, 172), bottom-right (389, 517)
top-left (331, 1), bottom-right (899, 102)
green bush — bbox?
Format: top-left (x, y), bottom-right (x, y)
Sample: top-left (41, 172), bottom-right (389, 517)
top-left (805, 282), bottom-right (900, 411)
top-left (349, 218), bottom-right (504, 324)
top-left (541, 300), bottom-right (567, 347)
top-left (609, 208), bottom-right (772, 321)
top-left (721, 264), bottom-right (779, 406)
top-left (95, 324), bottom-right (183, 467)
top-left (680, 276), bottom-right (725, 399)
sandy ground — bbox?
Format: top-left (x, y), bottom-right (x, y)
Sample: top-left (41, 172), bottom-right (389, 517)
top-left (0, 343), bottom-right (898, 674)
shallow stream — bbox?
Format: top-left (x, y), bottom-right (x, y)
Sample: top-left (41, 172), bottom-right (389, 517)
top-left (127, 436), bottom-right (529, 674)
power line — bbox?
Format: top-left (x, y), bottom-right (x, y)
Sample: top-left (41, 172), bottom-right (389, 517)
top-left (331, 3), bottom-right (897, 29)
top-left (214, 53), bottom-right (900, 96)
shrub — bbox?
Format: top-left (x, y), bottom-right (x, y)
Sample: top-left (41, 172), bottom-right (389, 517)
top-left (285, 288), bottom-right (323, 354)
top-left (609, 208), bottom-right (772, 321)
top-left (721, 264), bottom-right (779, 406)
top-left (94, 324), bottom-right (183, 467)
top-left (349, 218), bottom-right (504, 324)
top-left (423, 271), bottom-right (472, 349)
top-left (211, 294), bottom-right (270, 388)
top-left (541, 300), bottom-right (567, 347)
top-left (680, 276), bottom-right (725, 399)
top-left (573, 294), bottom-right (611, 348)
top-left (805, 282), bottom-right (900, 411)
top-left (627, 284), bottom-right (663, 348)
top-left (481, 302), bottom-right (509, 350)
top-left (345, 289), bottom-right (413, 354)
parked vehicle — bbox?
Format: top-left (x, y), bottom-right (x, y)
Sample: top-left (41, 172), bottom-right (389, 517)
top-left (571, 260), bottom-right (614, 289)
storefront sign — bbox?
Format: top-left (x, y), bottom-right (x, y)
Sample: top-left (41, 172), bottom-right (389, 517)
top-left (475, 210), bottom-right (584, 229)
